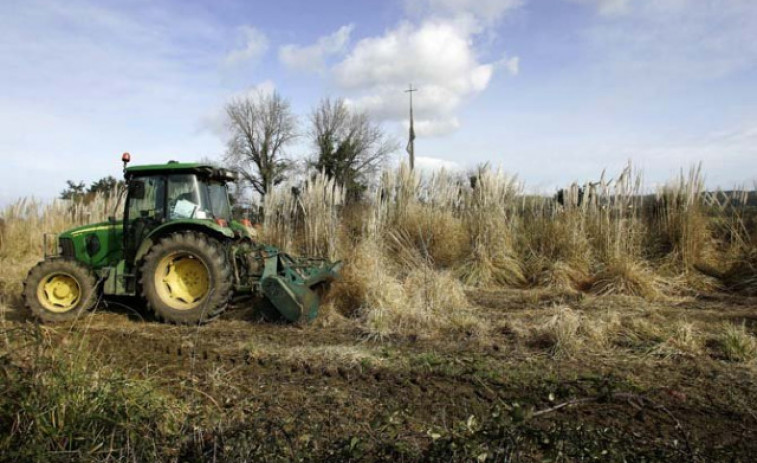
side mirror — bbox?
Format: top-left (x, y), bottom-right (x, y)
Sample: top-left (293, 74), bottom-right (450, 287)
top-left (128, 180), bottom-right (145, 200)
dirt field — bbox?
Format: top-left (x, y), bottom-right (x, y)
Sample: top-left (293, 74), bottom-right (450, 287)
top-left (2, 289), bottom-right (755, 462)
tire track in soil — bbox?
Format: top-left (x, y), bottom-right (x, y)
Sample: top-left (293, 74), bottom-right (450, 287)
top-left (69, 325), bottom-right (497, 428)
top-left (33, 312), bottom-right (757, 459)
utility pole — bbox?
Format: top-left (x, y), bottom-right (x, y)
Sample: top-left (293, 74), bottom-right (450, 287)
top-left (405, 84), bottom-right (417, 170)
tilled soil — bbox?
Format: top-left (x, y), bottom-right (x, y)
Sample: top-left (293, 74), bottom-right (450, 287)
top-left (2, 291), bottom-right (757, 462)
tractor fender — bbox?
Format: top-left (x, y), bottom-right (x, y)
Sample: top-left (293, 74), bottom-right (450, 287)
top-left (133, 220), bottom-right (234, 265)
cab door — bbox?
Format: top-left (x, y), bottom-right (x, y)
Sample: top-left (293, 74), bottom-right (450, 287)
top-left (123, 175), bottom-right (166, 265)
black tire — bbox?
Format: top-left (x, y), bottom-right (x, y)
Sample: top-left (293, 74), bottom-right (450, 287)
top-left (23, 259), bottom-right (98, 323)
top-left (140, 232), bottom-right (232, 324)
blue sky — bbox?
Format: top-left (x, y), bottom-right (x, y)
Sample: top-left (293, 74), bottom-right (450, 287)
top-left (1, 0), bottom-right (756, 204)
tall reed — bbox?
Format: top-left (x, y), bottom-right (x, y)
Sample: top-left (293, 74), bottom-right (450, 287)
top-left (1, 163), bottom-right (755, 320)
top-left (262, 171), bottom-right (344, 258)
top-left (457, 165), bottom-right (525, 287)
top-left (649, 164), bottom-right (710, 271)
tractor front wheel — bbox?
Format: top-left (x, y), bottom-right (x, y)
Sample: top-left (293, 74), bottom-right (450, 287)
top-left (24, 259), bottom-right (98, 323)
top-left (140, 232), bottom-right (232, 324)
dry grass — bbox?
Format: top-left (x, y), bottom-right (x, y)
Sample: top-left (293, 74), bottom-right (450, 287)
top-left (246, 341), bottom-right (380, 368)
top-left (589, 260), bottom-right (665, 300)
top-left (1, 162), bottom-right (755, 341)
top-left (334, 237), bottom-right (475, 340)
top-left (260, 162), bottom-right (753, 315)
top-left (330, 238), bottom-right (402, 318)
top-left (529, 259), bottom-right (588, 293)
top-left (521, 207), bottom-right (592, 290)
top-left (0, 327), bottom-right (185, 460)
top-left (458, 167), bottom-right (526, 288)
top-left (711, 188), bottom-right (757, 295)
top-left (394, 202), bottom-right (468, 268)
top-left (262, 171), bottom-right (344, 258)
top-left (534, 307), bottom-right (584, 357)
top-left (716, 322), bottom-right (757, 363)
top-left (360, 274), bottom-right (472, 341)
top-left (649, 164), bottom-right (712, 271)
top-left (648, 320), bottom-right (704, 357)
top-left (616, 316), bottom-right (666, 349)
top-left (530, 306), bottom-right (625, 357)
top-left (496, 300), bottom-right (751, 364)
top-left (721, 248), bottom-right (757, 295)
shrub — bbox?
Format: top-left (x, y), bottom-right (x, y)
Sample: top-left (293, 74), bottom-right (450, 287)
top-left (717, 322), bottom-right (757, 362)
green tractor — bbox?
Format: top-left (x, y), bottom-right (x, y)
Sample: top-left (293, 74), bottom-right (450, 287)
top-left (23, 153), bottom-right (341, 324)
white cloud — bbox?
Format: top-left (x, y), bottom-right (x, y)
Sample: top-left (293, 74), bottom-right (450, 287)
top-left (200, 80), bottom-right (277, 138)
top-left (225, 26), bottom-right (268, 65)
top-left (567, 0), bottom-right (631, 16)
top-left (576, 0), bottom-right (757, 81)
top-left (414, 118), bottom-right (462, 137)
top-left (334, 19), bottom-right (503, 136)
top-left (0, 0), bottom-right (232, 201)
top-left (500, 55), bottom-right (520, 75)
top-left (415, 155), bottom-right (463, 173)
top-left (279, 25), bottom-right (354, 73)
top-left (334, 21), bottom-right (490, 90)
top-left (247, 79), bottom-right (276, 97)
top-left (407, 0), bottom-right (524, 24)
top-left (630, 123), bottom-right (757, 188)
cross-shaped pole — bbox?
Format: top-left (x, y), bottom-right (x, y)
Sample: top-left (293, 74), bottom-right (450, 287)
top-left (405, 84), bottom-right (418, 170)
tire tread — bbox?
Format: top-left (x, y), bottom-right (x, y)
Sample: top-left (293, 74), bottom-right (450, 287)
top-left (139, 232), bottom-right (232, 325)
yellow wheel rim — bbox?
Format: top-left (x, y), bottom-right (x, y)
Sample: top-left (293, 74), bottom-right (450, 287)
top-left (154, 252), bottom-right (210, 310)
top-left (36, 273), bottom-right (81, 313)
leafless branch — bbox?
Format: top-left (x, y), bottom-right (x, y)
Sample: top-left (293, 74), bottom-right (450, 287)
top-left (223, 90), bottom-right (298, 198)
top-left (308, 98), bottom-right (398, 201)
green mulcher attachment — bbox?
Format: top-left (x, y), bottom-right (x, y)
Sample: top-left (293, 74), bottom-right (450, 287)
top-left (238, 244), bottom-right (342, 323)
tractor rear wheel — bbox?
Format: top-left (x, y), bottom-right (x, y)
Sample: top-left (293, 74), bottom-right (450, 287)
top-left (140, 232), bottom-right (232, 324)
top-left (24, 259), bottom-right (98, 322)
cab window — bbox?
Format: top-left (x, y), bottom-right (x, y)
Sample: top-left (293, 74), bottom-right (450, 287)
top-left (127, 176), bottom-right (165, 221)
top-left (168, 175), bottom-right (210, 219)
top-left (208, 183), bottom-right (231, 221)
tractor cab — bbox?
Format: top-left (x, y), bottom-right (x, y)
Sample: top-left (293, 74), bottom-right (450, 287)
top-left (125, 161), bottom-right (235, 224)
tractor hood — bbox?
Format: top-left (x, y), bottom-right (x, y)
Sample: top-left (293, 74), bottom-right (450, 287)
top-left (59, 221), bottom-right (121, 240)
top-left (56, 220), bottom-right (123, 268)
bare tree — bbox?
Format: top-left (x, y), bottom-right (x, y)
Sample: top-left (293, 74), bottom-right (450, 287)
top-left (60, 180), bottom-right (86, 201)
top-left (223, 90), bottom-right (297, 198)
top-left (309, 98), bottom-right (397, 201)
